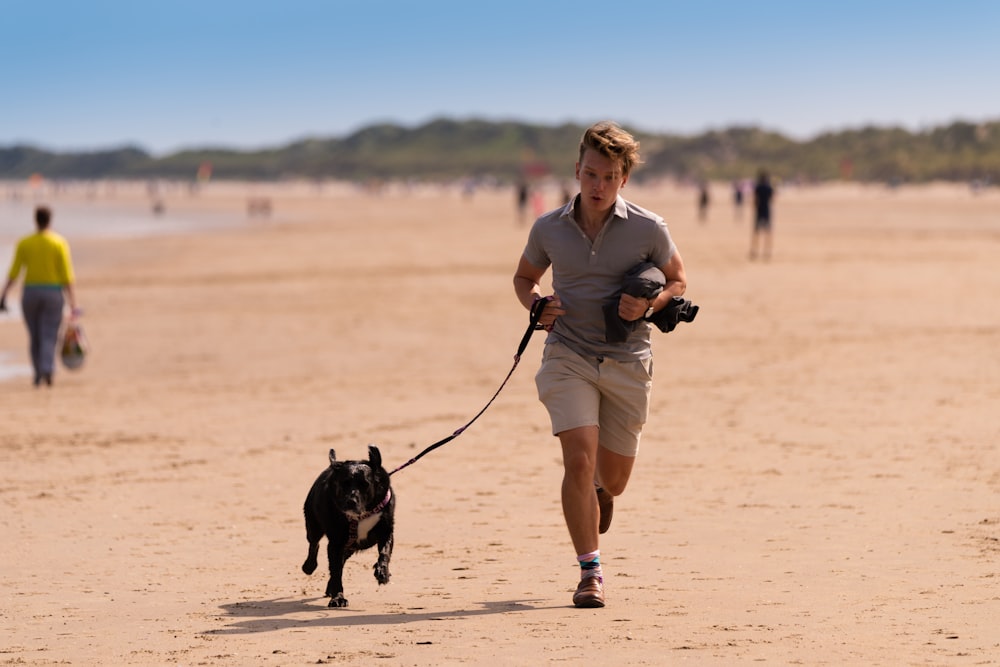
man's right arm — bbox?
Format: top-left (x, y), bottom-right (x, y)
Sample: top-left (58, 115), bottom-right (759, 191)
top-left (513, 254), bottom-right (546, 310)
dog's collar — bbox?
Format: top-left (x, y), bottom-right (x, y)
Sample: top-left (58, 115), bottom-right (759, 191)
top-left (360, 489), bottom-right (392, 520)
top-left (346, 489), bottom-right (392, 552)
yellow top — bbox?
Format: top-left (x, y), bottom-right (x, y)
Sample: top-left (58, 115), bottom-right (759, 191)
top-left (7, 230), bottom-right (76, 286)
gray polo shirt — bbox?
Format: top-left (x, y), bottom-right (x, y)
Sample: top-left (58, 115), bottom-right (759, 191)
top-left (523, 194), bottom-right (676, 361)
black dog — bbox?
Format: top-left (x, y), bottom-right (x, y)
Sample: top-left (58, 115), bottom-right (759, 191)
top-left (301, 445), bottom-right (396, 607)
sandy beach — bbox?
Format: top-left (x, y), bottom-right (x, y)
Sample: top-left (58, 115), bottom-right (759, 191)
top-left (1, 180), bottom-right (998, 665)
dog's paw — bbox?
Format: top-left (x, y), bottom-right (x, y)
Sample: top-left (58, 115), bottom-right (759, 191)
top-left (302, 558), bottom-right (317, 575)
top-left (374, 562), bottom-right (391, 585)
top-left (328, 594), bottom-right (349, 608)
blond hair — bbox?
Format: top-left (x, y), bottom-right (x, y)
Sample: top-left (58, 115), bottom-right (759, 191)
top-left (578, 121), bottom-right (642, 177)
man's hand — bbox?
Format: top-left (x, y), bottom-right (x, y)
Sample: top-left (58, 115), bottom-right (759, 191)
top-left (618, 293), bottom-right (650, 322)
top-left (534, 293), bottom-right (565, 330)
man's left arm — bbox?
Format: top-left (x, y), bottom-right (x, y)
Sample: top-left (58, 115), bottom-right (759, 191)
top-left (619, 251), bottom-right (687, 321)
top-left (648, 250), bottom-right (687, 314)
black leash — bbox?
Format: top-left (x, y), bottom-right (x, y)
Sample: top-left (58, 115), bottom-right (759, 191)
top-left (388, 296), bottom-right (550, 476)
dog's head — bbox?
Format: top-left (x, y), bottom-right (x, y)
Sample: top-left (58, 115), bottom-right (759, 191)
top-left (325, 445), bottom-right (390, 517)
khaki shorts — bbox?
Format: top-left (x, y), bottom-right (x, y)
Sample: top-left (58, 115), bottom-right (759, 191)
top-left (534, 341), bottom-right (653, 457)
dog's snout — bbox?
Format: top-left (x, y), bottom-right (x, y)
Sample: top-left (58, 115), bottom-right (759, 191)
top-left (345, 489), bottom-right (364, 512)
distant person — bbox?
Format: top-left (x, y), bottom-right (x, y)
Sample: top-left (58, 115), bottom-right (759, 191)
top-left (0, 206), bottom-right (81, 387)
top-left (750, 170), bottom-right (775, 260)
top-left (732, 179), bottom-right (745, 221)
top-left (513, 121), bottom-right (688, 608)
top-left (697, 182), bottom-right (710, 222)
top-left (560, 182), bottom-right (574, 205)
top-left (516, 180), bottom-right (530, 225)
top-left (531, 189), bottom-right (546, 218)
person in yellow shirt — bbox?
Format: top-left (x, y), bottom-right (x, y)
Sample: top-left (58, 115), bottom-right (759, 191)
top-left (1, 206), bottom-right (81, 386)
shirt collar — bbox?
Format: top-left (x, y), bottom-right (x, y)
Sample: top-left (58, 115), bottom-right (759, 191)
top-left (560, 194), bottom-right (629, 223)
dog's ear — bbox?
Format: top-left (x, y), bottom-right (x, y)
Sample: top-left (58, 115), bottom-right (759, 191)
top-left (328, 449), bottom-right (337, 465)
top-left (367, 444), bottom-right (382, 469)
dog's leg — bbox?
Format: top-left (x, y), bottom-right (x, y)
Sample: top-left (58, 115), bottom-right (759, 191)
top-left (302, 502), bottom-right (323, 575)
top-left (302, 541), bottom-right (320, 575)
top-left (326, 542), bottom-right (349, 607)
top-left (373, 531), bottom-right (393, 585)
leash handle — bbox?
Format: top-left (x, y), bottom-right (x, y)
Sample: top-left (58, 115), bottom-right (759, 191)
top-left (517, 295), bottom-right (551, 358)
top-left (389, 297), bottom-right (549, 476)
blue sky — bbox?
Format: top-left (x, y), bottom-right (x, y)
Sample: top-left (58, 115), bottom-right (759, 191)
top-left (2, 0), bottom-right (998, 155)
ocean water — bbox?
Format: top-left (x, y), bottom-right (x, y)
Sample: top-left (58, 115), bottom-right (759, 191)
top-left (0, 196), bottom-right (245, 249)
top-left (1, 189), bottom-right (248, 382)
top-left (0, 350), bottom-right (31, 382)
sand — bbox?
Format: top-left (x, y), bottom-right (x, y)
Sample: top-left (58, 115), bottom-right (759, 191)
top-left (1, 180), bottom-right (998, 665)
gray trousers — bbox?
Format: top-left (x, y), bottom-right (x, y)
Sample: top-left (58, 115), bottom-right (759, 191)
top-left (21, 287), bottom-right (65, 378)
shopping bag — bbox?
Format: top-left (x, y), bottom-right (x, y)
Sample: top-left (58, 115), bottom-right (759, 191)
top-left (61, 320), bottom-right (89, 370)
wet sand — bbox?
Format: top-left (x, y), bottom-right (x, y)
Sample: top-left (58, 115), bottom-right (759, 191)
top-left (1, 180), bottom-right (998, 665)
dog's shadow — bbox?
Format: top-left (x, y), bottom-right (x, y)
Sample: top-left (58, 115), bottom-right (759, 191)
top-left (206, 597), bottom-right (561, 635)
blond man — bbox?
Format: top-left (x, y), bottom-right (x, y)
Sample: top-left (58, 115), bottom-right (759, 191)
top-left (513, 122), bottom-right (687, 607)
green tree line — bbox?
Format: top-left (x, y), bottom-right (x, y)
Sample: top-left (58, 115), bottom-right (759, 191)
top-left (2, 118), bottom-right (998, 184)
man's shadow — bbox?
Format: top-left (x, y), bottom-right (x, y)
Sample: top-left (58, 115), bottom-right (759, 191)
top-left (205, 597), bottom-right (562, 634)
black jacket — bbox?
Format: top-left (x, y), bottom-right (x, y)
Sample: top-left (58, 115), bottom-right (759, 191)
top-left (603, 262), bottom-right (699, 343)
